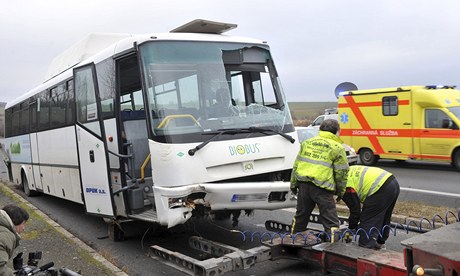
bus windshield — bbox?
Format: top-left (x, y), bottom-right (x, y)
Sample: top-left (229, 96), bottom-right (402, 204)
top-left (139, 41), bottom-right (293, 143)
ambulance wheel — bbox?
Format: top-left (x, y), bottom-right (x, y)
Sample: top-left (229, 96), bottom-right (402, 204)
top-left (452, 150), bottom-right (460, 171)
top-left (359, 148), bottom-right (378, 166)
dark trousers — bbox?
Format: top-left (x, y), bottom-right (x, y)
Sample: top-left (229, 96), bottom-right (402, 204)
top-left (359, 176), bottom-right (400, 248)
top-left (292, 182), bottom-right (339, 234)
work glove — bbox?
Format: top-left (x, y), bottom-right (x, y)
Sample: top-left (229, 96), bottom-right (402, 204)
top-left (290, 187), bottom-right (298, 195)
top-left (343, 228), bottom-right (356, 243)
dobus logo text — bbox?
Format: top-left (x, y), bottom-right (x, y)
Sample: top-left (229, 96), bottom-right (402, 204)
top-left (229, 143), bottom-right (260, 156)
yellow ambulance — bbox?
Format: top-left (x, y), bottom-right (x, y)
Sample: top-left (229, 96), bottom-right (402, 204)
top-left (337, 85), bottom-right (460, 170)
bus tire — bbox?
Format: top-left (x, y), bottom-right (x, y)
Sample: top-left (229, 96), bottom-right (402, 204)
top-left (452, 150), bottom-right (460, 171)
top-left (359, 148), bottom-right (378, 166)
top-left (108, 223), bottom-right (125, 241)
top-left (22, 173), bottom-right (38, 197)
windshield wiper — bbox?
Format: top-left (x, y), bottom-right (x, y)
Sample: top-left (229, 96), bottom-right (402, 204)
top-left (188, 127), bottom-right (295, 156)
top-left (188, 128), bottom-right (241, 156)
top-left (246, 126), bottom-right (295, 143)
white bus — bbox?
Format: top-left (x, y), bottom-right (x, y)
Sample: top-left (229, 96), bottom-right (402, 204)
top-left (4, 20), bottom-right (298, 240)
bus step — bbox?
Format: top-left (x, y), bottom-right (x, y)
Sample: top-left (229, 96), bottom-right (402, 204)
top-left (128, 209), bottom-right (158, 222)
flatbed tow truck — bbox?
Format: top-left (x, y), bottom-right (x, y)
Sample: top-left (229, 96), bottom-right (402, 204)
top-left (149, 213), bottom-right (460, 276)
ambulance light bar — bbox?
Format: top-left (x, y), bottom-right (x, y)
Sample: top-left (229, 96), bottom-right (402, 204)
top-left (425, 85), bottom-right (456, 90)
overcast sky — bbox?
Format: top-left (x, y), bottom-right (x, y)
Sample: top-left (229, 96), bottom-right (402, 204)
top-left (1, 0), bottom-right (459, 103)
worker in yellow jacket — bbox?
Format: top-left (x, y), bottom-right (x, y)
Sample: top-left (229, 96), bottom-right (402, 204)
top-left (341, 165), bottom-right (400, 249)
top-left (291, 119), bottom-right (349, 237)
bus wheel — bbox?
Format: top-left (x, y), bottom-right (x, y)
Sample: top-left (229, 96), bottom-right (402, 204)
top-left (359, 148), bottom-right (378, 166)
top-left (452, 150), bottom-right (460, 171)
top-left (108, 223), bottom-right (125, 241)
top-left (22, 174), bottom-right (38, 197)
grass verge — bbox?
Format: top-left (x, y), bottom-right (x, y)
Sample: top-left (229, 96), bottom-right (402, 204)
top-left (337, 200), bottom-right (458, 223)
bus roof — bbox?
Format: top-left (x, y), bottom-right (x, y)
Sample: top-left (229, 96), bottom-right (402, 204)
top-left (44, 19), bottom-right (241, 82)
top-left (170, 19), bottom-right (237, 34)
top-left (7, 20), bottom-right (267, 109)
top-left (44, 33), bottom-right (133, 82)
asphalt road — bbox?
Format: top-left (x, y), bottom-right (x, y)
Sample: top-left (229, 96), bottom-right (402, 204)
top-left (9, 188), bottom-right (420, 276)
top-left (377, 159), bottom-right (459, 193)
top-left (374, 159), bottom-right (460, 208)
top-left (1, 158), bottom-right (459, 275)
top-left (11, 188), bottom-right (330, 275)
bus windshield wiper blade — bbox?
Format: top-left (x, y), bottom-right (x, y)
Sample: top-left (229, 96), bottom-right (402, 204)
top-left (188, 128), bottom-right (245, 156)
top-left (245, 127), bottom-right (295, 144)
top-left (188, 127), bottom-right (295, 156)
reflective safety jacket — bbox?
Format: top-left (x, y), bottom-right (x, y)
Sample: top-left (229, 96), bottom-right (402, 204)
top-left (346, 165), bottom-right (392, 203)
top-left (291, 131), bottom-right (349, 197)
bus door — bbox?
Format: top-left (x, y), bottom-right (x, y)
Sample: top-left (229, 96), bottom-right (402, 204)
top-left (74, 64), bottom-right (115, 217)
top-left (30, 133), bottom-right (43, 191)
top-left (29, 98), bottom-right (43, 191)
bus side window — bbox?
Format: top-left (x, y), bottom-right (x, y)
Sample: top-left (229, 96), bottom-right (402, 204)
top-left (38, 91), bottom-right (50, 131)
